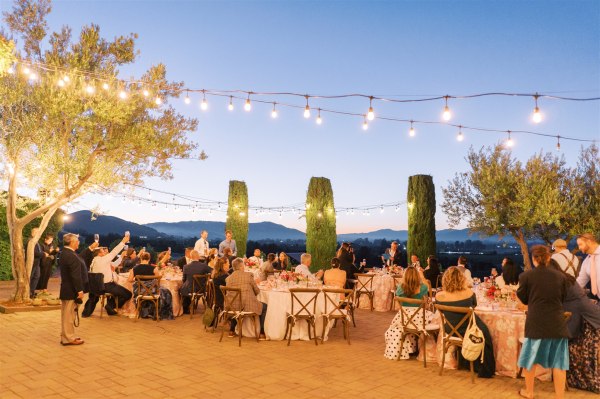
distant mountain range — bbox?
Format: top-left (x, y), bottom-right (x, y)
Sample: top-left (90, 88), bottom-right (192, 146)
top-left (64, 210), bottom-right (514, 242)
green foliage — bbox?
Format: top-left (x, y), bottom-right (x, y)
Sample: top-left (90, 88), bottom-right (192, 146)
top-left (407, 175), bottom-right (436, 266)
top-left (225, 181), bottom-right (248, 257)
top-left (305, 177), bottom-right (336, 272)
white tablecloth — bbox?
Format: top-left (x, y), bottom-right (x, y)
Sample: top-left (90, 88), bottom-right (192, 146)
top-left (357, 273), bottom-right (396, 311)
top-left (115, 274), bottom-right (183, 318)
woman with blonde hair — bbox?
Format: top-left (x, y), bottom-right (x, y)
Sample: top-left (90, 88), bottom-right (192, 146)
top-left (435, 267), bottom-right (496, 378)
top-left (385, 267), bottom-right (434, 360)
top-left (207, 248), bottom-right (218, 268)
top-left (157, 250), bottom-right (171, 267)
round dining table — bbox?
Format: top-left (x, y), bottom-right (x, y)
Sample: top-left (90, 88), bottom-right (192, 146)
top-left (115, 273), bottom-right (184, 318)
top-left (356, 273), bottom-right (396, 312)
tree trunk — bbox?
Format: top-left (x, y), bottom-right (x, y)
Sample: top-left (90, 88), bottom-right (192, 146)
top-left (513, 229), bottom-right (532, 271)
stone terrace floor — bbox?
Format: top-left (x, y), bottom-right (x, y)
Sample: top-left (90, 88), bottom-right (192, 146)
top-left (0, 278), bottom-right (596, 399)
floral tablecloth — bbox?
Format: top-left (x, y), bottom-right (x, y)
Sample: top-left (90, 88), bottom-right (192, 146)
top-left (115, 274), bottom-right (184, 318)
top-left (357, 273), bottom-right (396, 312)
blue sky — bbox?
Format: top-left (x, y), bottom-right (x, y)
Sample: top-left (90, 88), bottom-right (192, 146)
top-left (4, 0), bottom-right (599, 233)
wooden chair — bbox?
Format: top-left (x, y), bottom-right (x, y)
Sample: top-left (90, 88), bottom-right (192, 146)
top-left (134, 276), bottom-right (161, 322)
top-left (284, 288), bottom-right (320, 346)
top-left (204, 279), bottom-right (216, 332)
top-left (354, 273), bottom-right (375, 311)
top-left (321, 288), bottom-right (353, 344)
top-left (189, 273), bottom-right (211, 319)
top-left (424, 279), bottom-right (435, 312)
top-left (389, 275), bottom-right (403, 311)
top-left (435, 273), bottom-right (443, 290)
top-left (434, 304), bottom-right (475, 383)
top-left (99, 292), bottom-right (119, 318)
top-left (395, 297), bottom-right (440, 367)
top-left (217, 286), bottom-right (259, 347)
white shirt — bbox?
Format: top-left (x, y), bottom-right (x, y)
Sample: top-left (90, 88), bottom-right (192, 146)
top-left (295, 264), bottom-right (318, 281)
top-left (90, 242), bottom-right (126, 284)
top-left (551, 249), bottom-right (580, 277)
top-left (194, 238), bottom-right (209, 256)
top-left (248, 256), bottom-right (263, 267)
top-left (576, 246), bottom-right (600, 295)
top-left (457, 264), bottom-right (473, 287)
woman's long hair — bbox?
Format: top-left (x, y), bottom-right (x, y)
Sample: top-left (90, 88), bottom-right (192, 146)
top-left (336, 242), bottom-right (350, 259)
top-left (501, 258), bottom-right (520, 285)
top-left (212, 257), bottom-right (229, 278)
top-left (531, 245), bottom-right (551, 267)
top-left (401, 267), bottom-right (421, 297)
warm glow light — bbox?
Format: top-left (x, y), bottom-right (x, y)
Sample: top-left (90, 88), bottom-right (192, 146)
top-left (119, 90), bottom-right (127, 99)
top-left (142, 89), bottom-right (150, 97)
top-left (201, 98), bottom-right (208, 111)
top-left (57, 79), bottom-right (65, 87)
top-left (457, 128), bottom-right (464, 141)
top-left (244, 98), bottom-right (251, 111)
top-left (155, 97), bottom-right (162, 105)
top-left (532, 106), bottom-right (542, 123)
top-left (184, 95), bottom-right (191, 105)
top-left (362, 118), bottom-right (369, 130)
top-left (317, 212), bottom-right (323, 218)
top-left (316, 112), bottom-right (322, 125)
top-left (239, 211), bottom-right (246, 216)
top-left (304, 105), bottom-right (311, 119)
top-left (63, 75), bottom-right (70, 83)
top-left (7, 65), bottom-right (15, 74)
top-left (367, 107), bottom-right (375, 121)
top-left (409, 121), bottom-right (416, 137)
top-left (22, 66), bottom-right (30, 75)
top-left (505, 131), bottom-right (514, 147)
top-left (228, 96), bottom-right (234, 111)
top-left (271, 103), bottom-right (278, 118)
top-left (28, 72), bottom-right (37, 81)
top-left (556, 136), bottom-right (561, 151)
top-left (85, 85), bottom-right (95, 94)
top-left (442, 105), bottom-right (451, 121)
top-left (7, 163), bottom-right (15, 176)
top-left (62, 215), bottom-right (69, 221)
top-left (102, 82), bottom-right (110, 91)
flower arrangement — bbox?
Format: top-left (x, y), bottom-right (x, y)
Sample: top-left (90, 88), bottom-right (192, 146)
top-left (244, 259), bottom-right (259, 268)
top-left (387, 265), bottom-right (403, 275)
top-left (279, 270), bottom-right (302, 283)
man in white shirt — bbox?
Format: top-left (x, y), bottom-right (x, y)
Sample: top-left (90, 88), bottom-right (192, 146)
top-left (551, 238), bottom-right (580, 277)
top-left (576, 233), bottom-right (600, 301)
top-left (456, 255), bottom-right (474, 288)
top-left (194, 230), bottom-right (210, 257)
top-left (89, 235), bottom-right (131, 315)
top-left (294, 253), bottom-right (324, 281)
top-left (248, 248), bottom-right (263, 267)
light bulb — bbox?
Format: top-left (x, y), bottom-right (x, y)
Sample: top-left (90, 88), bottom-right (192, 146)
top-left (442, 105), bottom-right (451, 121)
top-left (22, 66), bottom-right (30, 75)
top-left (119, 90), bottom-right (127, 100)
top-left (506, 131), bottom-right (514, 147)
top-left (304, 105), bottom-right (311, 118)
top-left (367, 107), bottom-right (375, 121)
top-left (457, 129), bottom-right (464, 142)
top-left (57, 79), bottom-right (65, 87)
top-left (316, 115), bottom-right (322, 125)
top-left (155, 97), bottom-right (162, 105)
top-left (556, 136), bottom-right (561, 151)
top-left (201, 98), bottom-right (208, 110)
top-left (28, 72), bottom-right (37, 81)
top-left (362, 118), bottom-right (369, 131)
top-left (7, 65), bottom-right (15, 74)
top-left (271, 103), bottom-right (278, 118)
top-left (142, 89), bottom-right (150, 97)
top-left (228, 97), bottom-right (234, 111)
top-left (102, 82), bottom-right (110, 91)
top-left (85, 85), bottom-right (95, 94)
top-left (532, 107), bottom-right (542, 123)
top-left (244, 98), bottom-right (251, 111)
top-left (409, 122), bottom-right (416, 137)
top-left (63, 75), bottom-right (70, 83)
top-left (317, 212), bottom-right (323, 218)
top-left (184, 95), bottom-right (191, 105)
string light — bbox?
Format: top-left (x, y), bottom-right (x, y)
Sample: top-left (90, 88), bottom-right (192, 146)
top-left (228, 96), bottom-right (234, 111)
top-left (362, 116), bottom-right (369, 130)
top-left (62, 75), bottom-right (70, 84)
top-left (457, 125), bottom-right (464, 141)
top-left (142, 89), bottom-right (150, 97)
top-left (409, 120), bottom-right (415, 137)
top-left (200, 90), bottom-right (208, 110)
top-left (155, 96), bottom-right (162, 105)
top-left (532, 94), bottom-right (542, 123)
top-left (271, 102), bottom-right (278, 118)
top-left (244, 94), bottom-right (252, 111)
top-left (7, 65), bottom-right (15, 74)
top-left (442, 96), bottom-right (452, 121)
top-left (367, 96), bottom-right (375, 121)
top-left (85, 84), bottom-right (95, 94)
top-left (118, 89), bottom-right (127, 100)
top-left (22, 66), bottom-right (30, 75)
top-left (303, 96), bottom-right (311, 118)
top-left (184, 90), bottom-right (191, 105)
top-left (505, 130), bottom-right (514, 147)
top-left (28, 71), bottom-right (37, 81)
top-left (316, 108), bottom-right (322, 125)
top-left (57, 78), bottom-right (65, 87)
top-left (102, 82), bottom-right (110, 91)
top-left (556, 135), bottom-right (561, 151)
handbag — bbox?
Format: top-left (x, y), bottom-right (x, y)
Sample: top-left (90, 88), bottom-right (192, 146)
top-left (203, 307), bottom-right (215, 327)
top-left (461, 308), bottom-right (485, 362)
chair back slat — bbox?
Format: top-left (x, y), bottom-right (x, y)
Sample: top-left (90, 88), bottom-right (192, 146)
top-left (396, 297), bottom-right (428, 331)
top-left (192, 273), bottom-right (211, 294)
top-left (354, 273), bottom-right (374, 292)
top-left (220, 286), bottom-right (243, 312)
top-left (322, 288), bottom-right (353, 318)
top-left (289, 288), bottom-right (320, 317)
top-left (434, 304), bottom-right (473, 340)
top-left (205, 279), bottom-right (215, 309)
top-left (135, 275), bottom-right (160, 297)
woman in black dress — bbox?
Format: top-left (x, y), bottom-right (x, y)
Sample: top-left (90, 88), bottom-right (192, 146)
top-left (423, 255), bottom-right (441, 289)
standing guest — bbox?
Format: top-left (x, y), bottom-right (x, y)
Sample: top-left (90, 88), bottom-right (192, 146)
top-left (456, 256), bottom-right (474, 287)
top-left (576, 233), bottom-right (600, 301)
top-left (38, 234), bottom-right (58, 294)
top-left (517, 245), bottom-right (569, 399)
top-left (176, 247), bottom-right (193, 268)
top-left (89, 235), bottom-right (131, 316)
top-left (295, 253), bottom-right (324, 281)
top-left (248, 248), bottom-right (263, 267)
top-left (180, 250), bottom-right (212, 314)
top-left (389, 241), bottom-right (404, 267)
top-left (194, 230), bottom-right (210, 257)
top-left (410, 254), bottom-right (421, 268)
top-left (385, 267), bottom-right (434, 360)
top-left (337, 243), bottom-right (360, 289)
top-left (423, 255), bottom-right (441, 289)
top-left (218, 230), bottom-right (237, 257)
top-left (212, 257), bottom-right (230, 313)
top-left (493, 258), bottom-right (520, 289)
top-left (273, 252), bottom-right (289, 271)
top-left (259, 253), bottom-right (276, 281)
top-left (58, 233), bottom-right (87, 346)
top-left (324, 258), bottom-right (346, 289)
top-left (435, 267), bottom-right (495, 378)
top-left (207, 248), bottom-right (218, 268)
top-left (551, 238), bottom-right (580, 277)
top-left (27, 228), bottom-right (44, 298)
top-left (226, 258), bottom-right (267, 340)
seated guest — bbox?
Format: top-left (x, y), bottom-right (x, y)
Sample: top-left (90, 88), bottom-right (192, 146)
top-left (207, 248), bottom-right (218, 268)
top-left (128, 252), bottom-right (161, 282)
top-left (493, 257), bottom-right (520, 289)
top-left (436, 267), bottom-right (495, 378)
top-left (221, 247), bottom-right (235, 271)
top-left (87, 235), bottom-right (132, 316)
top-left (423, 255), bottom-right (441, 289)
top-left (259, 253), bottom-right (276, 281)
top-left (120, 248), bottom-right (139, 273)
top-left (295, 253), bottom-right (324, 281)
top-left (157, 250), bottom-right (172, 267)
top-left (180, 250), bottom-right (212, 314)
top-left (385, 267), bottom-right (435, 360)
top-left (273, 252), bottom-right (289, 271)
top-left (324, 258), bottom-right (346, 289)
top-left (456, 256), bottom-right (473, 287)
top-left (212, 257), bottom-right (230, 312)
top-left (410, 254), bottom-right (421, 268)
top-left (249, 248), bottom-right (263, 266)
top-left (111, 249), bottom-right (127, 271)
top-left (226, 258), bottom-right (267, 340)
top-left (176, 247), bottom-right (193, 268)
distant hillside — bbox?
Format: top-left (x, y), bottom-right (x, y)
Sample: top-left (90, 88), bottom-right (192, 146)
top-left (63, 211), bottom-right (164, 238)
top-left (338, 228), bottom-right (514, 243)
top-left (146, 220), bottom-right (306, 241)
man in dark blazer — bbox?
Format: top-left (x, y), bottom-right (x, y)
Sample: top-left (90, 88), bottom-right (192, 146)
top-left (176, 247), bottom-right (193, 268)
top-left (180, 250), bottom-right (212, 313)
top-left (58, 233), bottom-right (87, 346)
top-left (27, 228), bottom-right (44, 298)
top-left (389, 241), bottom-right (404, 267)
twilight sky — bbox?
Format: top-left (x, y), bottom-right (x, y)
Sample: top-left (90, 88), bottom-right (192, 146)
top-left (4, 0), bottom-right (599, 233)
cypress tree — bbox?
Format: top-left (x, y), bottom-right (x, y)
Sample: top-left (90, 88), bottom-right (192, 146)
top-left (225, 180), bottom-right (249, 257)
top-left (305, 177), bottom-right (337, 272)
top-left (407, 175), bottom-right (436, 266)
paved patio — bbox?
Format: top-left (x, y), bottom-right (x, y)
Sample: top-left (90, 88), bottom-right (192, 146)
top-left (0, 278), bottom-right (596, 399)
